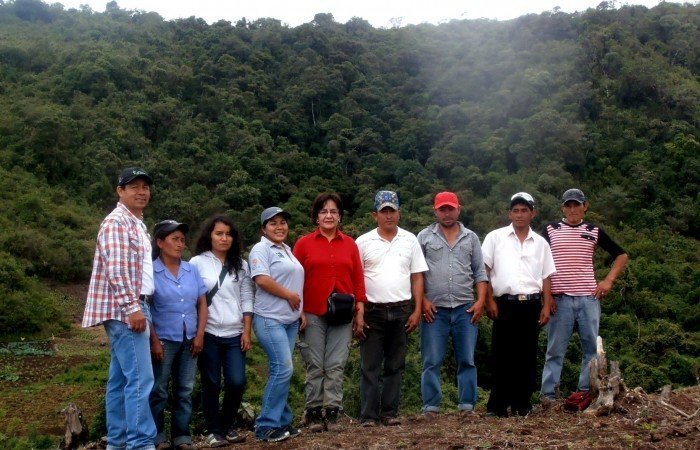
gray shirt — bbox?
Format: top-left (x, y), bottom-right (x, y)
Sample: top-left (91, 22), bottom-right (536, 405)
top-left (249, 236), bottom-right (304, 325)
top-left (417, 222), bottom-right (488, 308)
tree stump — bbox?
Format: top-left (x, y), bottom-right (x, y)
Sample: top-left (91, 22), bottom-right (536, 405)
top-left (60, 403), bottom-right (89, 450)
top-left (585, 336), bottom-right (627, 416)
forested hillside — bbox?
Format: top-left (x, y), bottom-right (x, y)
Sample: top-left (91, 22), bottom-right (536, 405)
top-left (0, 0), bottom-right (698, 393)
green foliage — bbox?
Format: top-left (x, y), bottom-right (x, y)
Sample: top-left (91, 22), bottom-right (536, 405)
top-left (0, 0), bottom-right (697, 403)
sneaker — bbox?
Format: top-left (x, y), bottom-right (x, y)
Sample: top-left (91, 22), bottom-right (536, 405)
top-left (284, 424), bottom-right (302, 437)
top-left (205, 433), bottom-right (228, 448)
top-left (155, 442), bottom-right (171, 450)
top-left (256, 427), bottom-right (290, 442)
top-left (360, 419), bottom-right (378, 427)
top-left (225, 428), bottom-right (246, 443)
top-left (381, 416), bottom-right (402, 426)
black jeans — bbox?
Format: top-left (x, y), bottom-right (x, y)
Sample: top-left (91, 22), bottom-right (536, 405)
top-left (198, 332), bottom-right (246, 435)
top-left (487, 297), bottom-right (542, 415)
top-left (359, 302), bottom-right (411, 421)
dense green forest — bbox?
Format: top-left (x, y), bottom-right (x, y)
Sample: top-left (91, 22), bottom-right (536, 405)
top-left (0, 0), bottom-right (698, 397)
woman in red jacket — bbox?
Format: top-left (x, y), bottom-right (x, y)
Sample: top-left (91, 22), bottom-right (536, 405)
top-left (293, 192), bottom-right (367, 432)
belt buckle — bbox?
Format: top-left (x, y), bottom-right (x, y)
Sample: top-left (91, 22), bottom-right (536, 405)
top-left (517, 294), bottom-right (527, 301)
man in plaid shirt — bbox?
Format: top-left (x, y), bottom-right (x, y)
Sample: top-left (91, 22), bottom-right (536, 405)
top-left (83, 167), bottom-right (157, 450)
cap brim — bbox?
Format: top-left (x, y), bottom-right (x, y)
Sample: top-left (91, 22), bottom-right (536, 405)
top-left (435, 202), bottom-right (459, 209)
top-left (377, 202), bottom-right (399, 211)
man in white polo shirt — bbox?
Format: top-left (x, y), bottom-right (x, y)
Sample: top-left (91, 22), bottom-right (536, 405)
top-left (481, 192), bottom-right (556, 417)
top-left (355, 190), bottom-right (428, 427)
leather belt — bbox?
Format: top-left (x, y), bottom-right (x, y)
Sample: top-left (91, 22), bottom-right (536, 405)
top-left (367, 300), bottom-right (411, 309)
top-left (497, 293), bottom-right (541, 301)
top-left (139, 294), bottom-right (153, 302)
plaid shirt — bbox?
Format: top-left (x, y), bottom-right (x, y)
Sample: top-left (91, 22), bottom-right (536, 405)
top-left (82, 202), bottom-right (149, 327)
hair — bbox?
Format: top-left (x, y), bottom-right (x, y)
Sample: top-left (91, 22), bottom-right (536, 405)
top-left (152, 227), bottom-right (186, 261)
top-left (310, 192), bottom-right (344, 225)
top-left (510, 199), bottom-right (534, 211)
top-left (193, 215), bottom-right (244, 280)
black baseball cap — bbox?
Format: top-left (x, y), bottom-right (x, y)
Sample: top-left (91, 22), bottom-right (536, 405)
top-left (118, 167), bottom-right (153, 187)
top-left (561, 189), bottom-right (586, 205)
top-left (153, 220), bottom-right (189, 239)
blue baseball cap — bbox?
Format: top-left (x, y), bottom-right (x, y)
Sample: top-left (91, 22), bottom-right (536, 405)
top-left (374, 190), bottom-right (399, 211)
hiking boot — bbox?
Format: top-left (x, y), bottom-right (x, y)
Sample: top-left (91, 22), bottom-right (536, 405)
top-left (304, 406), bottom-right (325, 433)
top-left (256, 427), bottom-right (290, 442)
top-left (324, 406), bottom-right (341, 431)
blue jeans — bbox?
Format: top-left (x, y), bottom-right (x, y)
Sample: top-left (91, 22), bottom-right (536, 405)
top-left (420, 305), bottom-right (478, 412)
top-left (149, 338), bottom-right (197, 446)
top-left (253, 316), bottom-right (298, 436)
top-left (199, 333), bottom-right (246, 435)
top-left (103, 306), bottom-right (156, 450)
top-left (541, 295), bottom-right (600, 398)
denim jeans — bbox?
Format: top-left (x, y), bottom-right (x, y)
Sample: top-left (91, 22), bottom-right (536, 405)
top-left (486, 297), bottom-right (542, 415)
top-left (298, 313), bottom-right (352, 409)
top-left (420, 305), bottom-right (478, 412)
top-left (103, 305), bottom-right (156, 450)
top-left (253, 316), bottom-right (298, 435)
top-left (360, 302), bottom-right (410, 421)
top-left (541, 295), bottom-right (600, 398)
top-left (199, 332), bottom-right (246, 435)
top-left (149, 338), bottom-right (197, 446)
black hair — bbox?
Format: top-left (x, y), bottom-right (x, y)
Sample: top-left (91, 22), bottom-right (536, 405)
top-left (310, 192), bottom-right (344, 225)
top-left (193, 215), bottom-right (244, 280)
top-left (510, 199), bottom-right (534, 211)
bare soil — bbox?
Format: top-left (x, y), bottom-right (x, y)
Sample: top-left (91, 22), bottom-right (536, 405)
top-left (2, 284), bottom-right (698, 449)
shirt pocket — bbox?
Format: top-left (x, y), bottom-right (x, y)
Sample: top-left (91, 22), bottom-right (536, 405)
top-left (426, 243), bottom-right (444, 264)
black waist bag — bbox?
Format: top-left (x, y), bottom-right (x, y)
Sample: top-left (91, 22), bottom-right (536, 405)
top-left (326, 293), bottom-right (355, 326)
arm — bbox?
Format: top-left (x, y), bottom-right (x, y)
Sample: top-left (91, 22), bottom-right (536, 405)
top-left (539, 276), bottom-right (553, 326)
top-left (240, 263), bottom-right (254, 351)
top-left (241, 315), bottom-right (253, 351)
top-left (594, 253), bottom-right (629, 299)
top-left (191, 294), bottom-right (208, 356)
top-left (101, 219), bottom-right (146, 331)
top-left (484, 265), bottom-right (498, 320)
top-left (253, 275), bottom-right (301, 310)
top-left (149, 319), bottom-right (164, 362)
top-left (467, 281), bottom-right (488, 324)
top-left (350, 243), bottom-right (369, 338)
top-left (406, 272), bottom-right (424, 333)
top-left (467, 237), bottom-right (489, 323)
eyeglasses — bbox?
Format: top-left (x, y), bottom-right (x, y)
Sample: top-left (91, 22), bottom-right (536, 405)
top-left (319, 209), bottom-right (340, 216)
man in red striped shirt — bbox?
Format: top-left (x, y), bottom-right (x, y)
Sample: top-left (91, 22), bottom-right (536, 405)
top-left (540, 189), bottom-right (629, 402)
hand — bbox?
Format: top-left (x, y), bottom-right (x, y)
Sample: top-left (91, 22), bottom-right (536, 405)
top-left (594, 279), bottom-right (613, 299)
top-left (422, 298), bottom-right (437, 323)
top-left (538, 306), bottom-right (551, 327)
top-left (467, 300), bottom-right (485, 324)
top-left (150, 339), bottom-right (164, 363)
top-left (241, 331), bottom-right (252, 352)
top-left (550, 299), bottom-right (557, 315)
top-left (299, 312), bottom-right (307, 331)
top-left (128, 310), bottom-right (147, 333)
top-left (485, 297), bottom-right (498, 320)
top-left (191, 334), bottom-right (204, 357)
top-left (354, 311), bottom-right (368, 340)
top-left (405, 310), bottom-right (421, 333)
top-left (286, 291), bottom-right (301, 310)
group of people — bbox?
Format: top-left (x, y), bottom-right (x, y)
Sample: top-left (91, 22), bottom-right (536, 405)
top-left (83, 167), bottom-right (628, 450)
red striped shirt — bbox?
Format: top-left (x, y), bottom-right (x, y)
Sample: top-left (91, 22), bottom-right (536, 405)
top-left (544, 221), bottom-right (625, 296)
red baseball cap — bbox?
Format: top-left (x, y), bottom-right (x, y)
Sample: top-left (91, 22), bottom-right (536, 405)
top-left (434, 191), bottom-right (460, 209)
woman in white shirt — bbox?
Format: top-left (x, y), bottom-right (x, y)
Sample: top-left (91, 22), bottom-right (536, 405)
top-left (190, 215), bottom-right (253, 447)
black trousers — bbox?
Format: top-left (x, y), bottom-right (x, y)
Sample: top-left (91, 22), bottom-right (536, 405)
top-left (487, 297), bottom-right (542, 415)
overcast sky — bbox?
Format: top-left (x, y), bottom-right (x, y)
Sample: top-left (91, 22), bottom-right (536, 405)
top-left (54, 1), bottom-right (665, 27)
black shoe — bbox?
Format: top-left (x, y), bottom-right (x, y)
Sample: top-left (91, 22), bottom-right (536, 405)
top-left (284, 424), bottom-right (301, 437)
top-left (256, 427), bottom-right (290, 442)
top-left (225, 428), bottom-right (246, 443)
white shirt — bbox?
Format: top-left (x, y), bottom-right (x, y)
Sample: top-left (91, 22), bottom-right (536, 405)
top-left (356, 227), bottom-right (428, 304)
top-left (481, 224), bottom-right (556, 297)
top-left (190, 251), bottom-right (254, 338)
top-left (137, 219), bottom-right (154, 296)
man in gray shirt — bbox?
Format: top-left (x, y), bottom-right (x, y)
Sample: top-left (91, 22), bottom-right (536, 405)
top-left (417, 191), bottom-right (488, 415)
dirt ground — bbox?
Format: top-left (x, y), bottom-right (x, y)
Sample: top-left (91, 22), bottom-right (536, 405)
top-left (2, 284), bottom-right (698, 449)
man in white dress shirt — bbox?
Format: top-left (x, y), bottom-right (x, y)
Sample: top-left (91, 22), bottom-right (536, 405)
top-left (481, 192), bottom-right (555, 417)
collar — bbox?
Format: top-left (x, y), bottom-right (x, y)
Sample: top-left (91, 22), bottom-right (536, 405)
top-left (115, 202), bottom-right (143, 223)
top-left (507, 223), bottom-right (534, 240)
top-left (312, 228), bottom-right (345, 241)
top-left (429, 222), bottom-right (469, 240)
top-left (153, 257), bottom-right (190, 274)
top-left (260, 235), bottom-right (289, 249)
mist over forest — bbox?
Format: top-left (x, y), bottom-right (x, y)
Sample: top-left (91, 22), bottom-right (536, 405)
top-left (0, 0), bottom-right (698, 393)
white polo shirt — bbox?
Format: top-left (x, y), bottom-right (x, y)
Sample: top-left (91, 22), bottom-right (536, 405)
top-left (356, 227), bottom-right (428, 304)
top-left (481, 224), bottom-right (556, 297)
